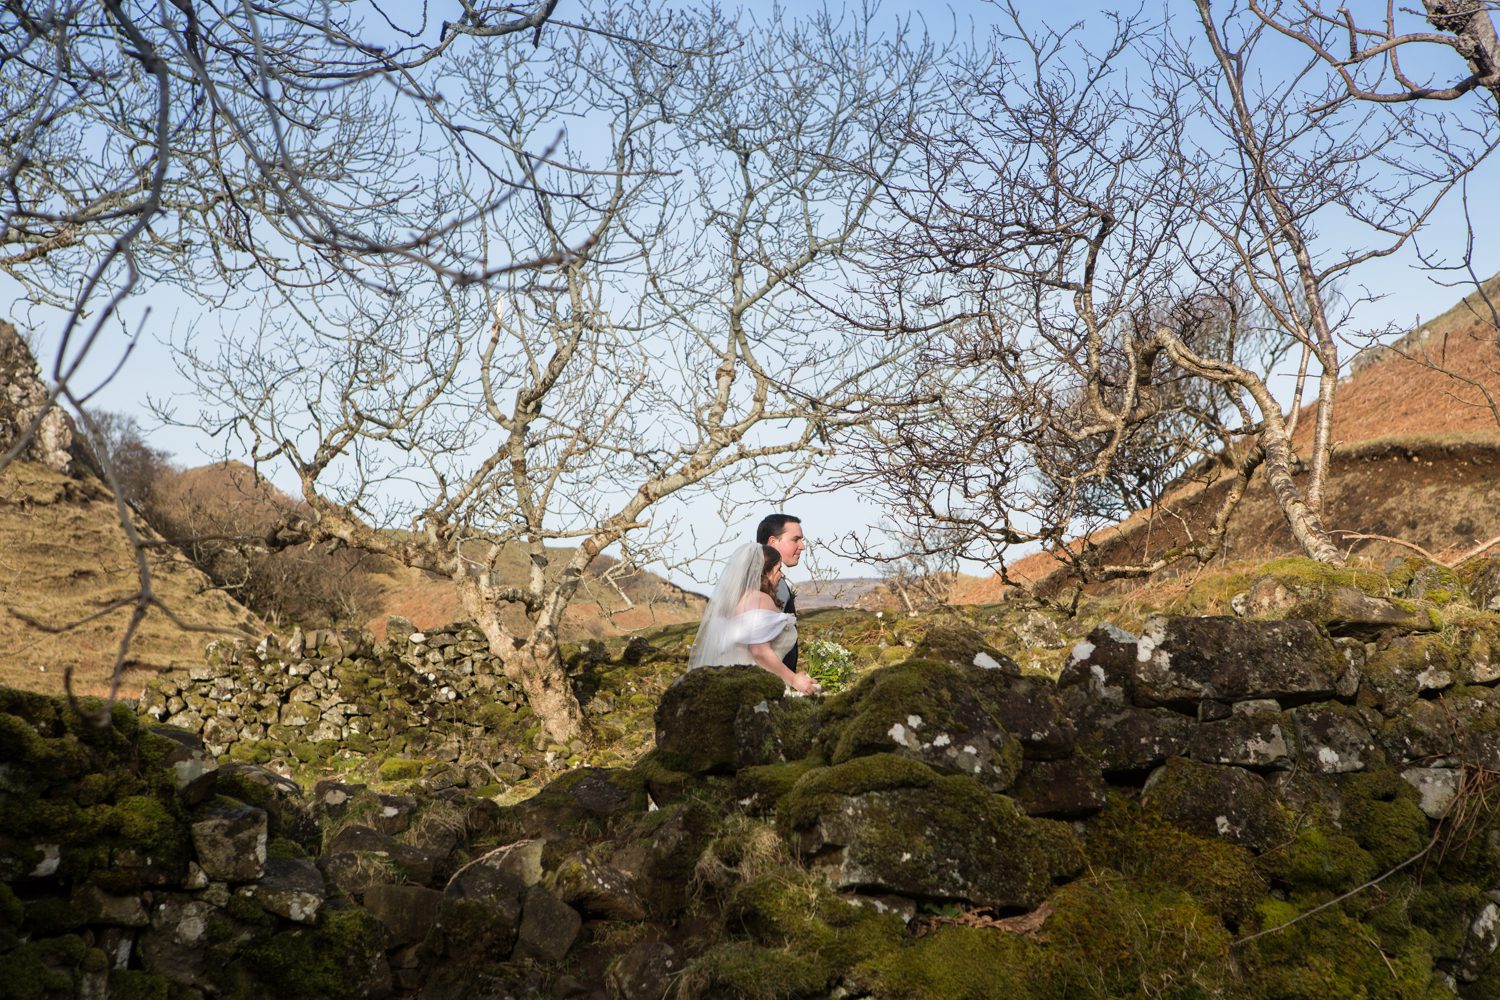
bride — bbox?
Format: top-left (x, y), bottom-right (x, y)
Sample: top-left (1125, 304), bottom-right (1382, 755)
top-left (689, 542), bottom-right (820, 695)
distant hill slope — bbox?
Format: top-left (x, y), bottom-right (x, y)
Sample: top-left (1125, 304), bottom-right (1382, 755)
top-left (366, 556), bottom-right (705, 642)
top-left (160, 461), bottom-right (705, 642)
top-left (954, 275), bottom-right (1500, 600)
top-left (0, 460), bottom-right (260, 697)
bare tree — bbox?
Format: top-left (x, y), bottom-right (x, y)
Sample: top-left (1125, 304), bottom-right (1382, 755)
top-left (0, 1), bottom-right (577, 702)
top-left (846, 3), bottom-right (1496, 591)
top-left (1245, 0), bottom-right (1500, 114)
top-left (180, 6), bottom-right (938, 741)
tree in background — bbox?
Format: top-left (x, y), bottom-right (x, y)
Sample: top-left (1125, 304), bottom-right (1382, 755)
top-left (181, 6), bottom-right (938, 741)
top-left (1, 1), bottom-right (573, 695)
top-left (846, 3), bottom-right (1498, 589)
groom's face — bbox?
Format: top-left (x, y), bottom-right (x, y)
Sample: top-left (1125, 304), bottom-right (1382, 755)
top-left (769, 523), bottom-right (806, 568)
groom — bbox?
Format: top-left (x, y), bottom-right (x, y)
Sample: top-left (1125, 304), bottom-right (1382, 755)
top-left (756, 513), bottom-right (805, 671)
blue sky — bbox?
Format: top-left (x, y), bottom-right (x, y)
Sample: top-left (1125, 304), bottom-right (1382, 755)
top-left (7, 0), bottom-right (1498, 585)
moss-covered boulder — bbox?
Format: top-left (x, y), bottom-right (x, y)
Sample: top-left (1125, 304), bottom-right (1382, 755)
top-left (653, 667), bottom-right (788, 774)
top-left (778, 755), bottom-right (1082, 909)
top-left (1362, 632), bottom-right (1462, 713)
top-left (1458, 553), bottom-right (1500, 613)
top-left (1241, 558), bottom-right (1437, 635)
top-left (909, 620), bottom-right (1019, 673)
top-left (815, 660), bottom-right (1025, 792)
top-left (1143, 757), bottom-right (1290, 852)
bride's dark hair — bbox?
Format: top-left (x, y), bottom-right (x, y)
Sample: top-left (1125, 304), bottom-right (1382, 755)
top-left (760, 544), bottom-right (784, 608)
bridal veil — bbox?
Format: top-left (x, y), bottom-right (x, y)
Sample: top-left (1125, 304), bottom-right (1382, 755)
top-left (689, 542), bottom-right (791, 668)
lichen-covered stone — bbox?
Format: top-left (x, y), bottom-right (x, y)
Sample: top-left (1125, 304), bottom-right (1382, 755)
top-left (553, 852), bottom-right (645, 921)
top-left (513, 887), bottom-right (581, 964)
top-left (1187, 710), bottom-right (1292, 770)
top-left (246, 858), bottom-right (326, 924)
top-left (1131, 615), bottom-right (1346, 709)
top-left (1011, 757), bottom-right (1107, 818)
top-left (816, 660), bottom-right (1024, 792)
top-left (778, 754), bottom-right (1082, 909)
top-left (190, 803), bottom-right (267, 882)
top-left (606, 942), bottom-right (679, 1000)
top-left (1292, 702), bottom-right (1380, 774)
top-left (363, 883), bottom-right (443, 947)
top-left (1074, 705), bottom-right (1193, 775)
top-left (1380, 686), bottom-right (1500, 769)
top-left (1402, 766), bottom-right (1463, 820)
top-left (1143, 757), bottom-right (1290, 852)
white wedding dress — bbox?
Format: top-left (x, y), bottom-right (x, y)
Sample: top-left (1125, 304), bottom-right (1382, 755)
top-left (731, 609), bottom-right (797, 664)
top-left (689, 543), bottom-right (798, 670)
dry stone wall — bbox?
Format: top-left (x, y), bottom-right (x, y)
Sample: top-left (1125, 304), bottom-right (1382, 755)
top-left (137, 618), bottom-right (552, 787)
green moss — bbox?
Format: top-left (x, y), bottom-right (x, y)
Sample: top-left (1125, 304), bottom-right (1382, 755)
top-left (0, 940), bottom-right (76, 1000)
top-left (852, 925), bottom-right (1036, 1000)
top-left (109, 794), bottom-right (187, 858)
top-left (1085, 795), bottom-right (1266, 927)
top-left (1256, 825), bottom-right (1377, 894)
top-left (376, 758), bottom-right (423, 781)
top-left (687, 868), bottom-right (905, 1000)
top-left (0, 881), bottom-right (23, 928)
top-left (1255, 557), bottom-right (1389, 596)
top-left (1035, 879), bottom-right (1235, 999)
top-left (777, 753), bottom-right (939, 830)
top-left (682, 940), bottom-right (833, 1000)
top-left (229, 907), bottom-right (386, 1000)
top-left (654, 666), bottom-right (787, 773)
top-left (819, 657), bottom-right (1020, 769)
top-left (1243, 896), bottom-right (1446, 998)
top-left (778, 755), bottom-right (1081, 910)
top-left (268, 835), bottom-right (308, 860)
top-left (1338, 770), bottom-right (1431, 871)
top-left (734, 758), bottom-right (824, 810)
top-left (106, 970), bottom-right (173, 1000)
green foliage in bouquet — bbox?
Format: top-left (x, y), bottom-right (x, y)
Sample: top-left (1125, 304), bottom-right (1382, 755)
top-left (804, 638), bottom-right (855, 693)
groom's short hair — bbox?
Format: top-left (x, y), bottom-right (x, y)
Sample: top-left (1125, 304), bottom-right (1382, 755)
top-left (756, 513), bottom-right (801, 544)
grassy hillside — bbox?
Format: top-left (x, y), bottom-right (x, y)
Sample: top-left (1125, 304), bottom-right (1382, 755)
top-left (0, 460), bottom-right (259, 697)
top-left (953, 276), bottom-right (1500, 600)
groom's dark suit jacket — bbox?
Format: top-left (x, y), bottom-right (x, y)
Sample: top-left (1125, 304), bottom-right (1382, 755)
top-left (780, 581), bottom-right (798, 672)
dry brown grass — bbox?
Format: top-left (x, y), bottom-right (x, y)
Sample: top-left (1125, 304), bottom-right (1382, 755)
top-left (0, 460), bottom-right (260, 697)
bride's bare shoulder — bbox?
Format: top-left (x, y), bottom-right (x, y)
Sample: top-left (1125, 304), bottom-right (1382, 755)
top-left (738, 592), bottom-right (777, 612)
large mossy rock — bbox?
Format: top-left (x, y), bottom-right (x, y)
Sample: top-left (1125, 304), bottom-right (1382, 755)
top-left (653, 667), bottom-right (789, 774)
top-left (1142, 757), bottom-right (1290, 852)
top-left (777, 754), bottom-right (1082, 909)
top-left (815, 660), bottom-right (1035, 792)
top-left (1240, 558), bottom-right (1438, 635)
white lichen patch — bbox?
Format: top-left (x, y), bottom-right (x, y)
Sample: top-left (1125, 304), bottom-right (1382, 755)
top-left (973, 652), bottom-right (1005, 670)
top-left (888, 722), bottom-right (919, 749)
top-left (1068, 641), bottom-right (1096, 666)
top-left (30, 843), bottom-right (60, 878)
top-left (907, 714), bottom-right (923, 729)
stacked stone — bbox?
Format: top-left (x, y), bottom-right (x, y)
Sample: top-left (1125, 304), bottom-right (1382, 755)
top-left (137, 619), bottom-right (531, 784)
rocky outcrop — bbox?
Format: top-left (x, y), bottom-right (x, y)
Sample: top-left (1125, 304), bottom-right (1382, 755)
top-left (13, 575), bottom-right (1500, 998)
top-left (0, 320), bottom-right (73, 474)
